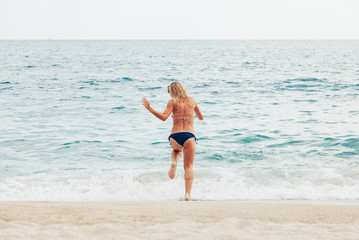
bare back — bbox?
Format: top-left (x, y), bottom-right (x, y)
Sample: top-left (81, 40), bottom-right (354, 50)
top-left (142, 95), bottom-right (203, 134)
top-left (171, 98), bottom-right (197, 134)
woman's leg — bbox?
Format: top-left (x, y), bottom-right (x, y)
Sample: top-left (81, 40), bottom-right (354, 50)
top-left (168, 138), bottom-right (182, 179)
top-left (183, 138), bottom-right (196, 201)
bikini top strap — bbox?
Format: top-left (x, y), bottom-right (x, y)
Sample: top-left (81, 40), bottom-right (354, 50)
top-left (171, 114), bottom-right (195, 124)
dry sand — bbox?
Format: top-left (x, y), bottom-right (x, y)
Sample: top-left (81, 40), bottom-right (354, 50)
top-left (0, 201), bottom-right (359, 240)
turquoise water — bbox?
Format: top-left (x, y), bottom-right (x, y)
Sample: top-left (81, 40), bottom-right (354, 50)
top-left (1, 40), bottom-right (359, 200)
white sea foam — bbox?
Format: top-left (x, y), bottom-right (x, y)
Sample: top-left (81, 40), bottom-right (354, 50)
top-left (0, 165), bottom-right (358, 201)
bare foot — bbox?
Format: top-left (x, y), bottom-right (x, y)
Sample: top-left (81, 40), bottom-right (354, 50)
top-left (168, 162), bottom-right (177, 179)
top-left (185, 193), bottom-right (191, 201)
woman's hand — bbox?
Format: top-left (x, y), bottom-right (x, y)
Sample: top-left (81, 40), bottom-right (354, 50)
top-left (142, 97), bottom-right (151, 110)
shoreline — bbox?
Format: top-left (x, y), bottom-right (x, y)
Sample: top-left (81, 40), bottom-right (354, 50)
top-left (1, 201), bottom-right (359, 239)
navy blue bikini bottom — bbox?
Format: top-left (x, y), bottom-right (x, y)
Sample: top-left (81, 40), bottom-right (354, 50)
top-left (168, 132), bottom-right (197, 146)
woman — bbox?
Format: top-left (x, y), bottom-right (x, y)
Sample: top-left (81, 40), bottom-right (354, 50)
top-left (142, 82), bottom-right (204, 201)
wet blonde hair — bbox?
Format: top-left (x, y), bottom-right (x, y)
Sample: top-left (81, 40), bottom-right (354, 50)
top-left (168, 82), bottom-right (189, 102)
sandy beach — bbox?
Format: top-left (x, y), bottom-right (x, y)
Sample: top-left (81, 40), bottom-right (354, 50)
top-left (0, 201), bottom-right (358, 240)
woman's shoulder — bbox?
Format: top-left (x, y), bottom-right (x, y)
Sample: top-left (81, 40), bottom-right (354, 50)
top-left (188, 97), bottom-right (197, 104)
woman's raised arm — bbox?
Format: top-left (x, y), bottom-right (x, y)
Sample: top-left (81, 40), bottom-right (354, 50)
top-left (142, 98), bottom-right (173, 121)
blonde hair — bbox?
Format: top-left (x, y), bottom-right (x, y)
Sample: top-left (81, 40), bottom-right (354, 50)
top-left (168, 82), bottom-right (190, 102)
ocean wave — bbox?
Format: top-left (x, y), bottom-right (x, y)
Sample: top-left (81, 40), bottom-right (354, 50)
top-left (314, 138), bottom-right (340, 147)
top-left (267, 140), bottom-right (309, 148)
top-left (158, 77), bottom-right (177, 82)
top-left (122, 77), bottom-right (133, 81)
top-left (235, 135), bottom-right (272, 144)
top-left (194, 83), bottom-right (210, 88)
top-left (293, 99), bottom-right (317, 102)
top-left (1, 166), bottom-right (358, 201)
top-left (335, 151), bottom-right (359, 158)
top-left (83, 80), bottom-right (100, 85)
top-left (341, 138), bottom-right (359, 149)
top-left (138, 86), bottom-right (162, 91)
top-left (285, 78), bottom-right (326, 83)
top-left (286, 84), bottom-right (322, 89)
top-left (62, 140), bottom-right (103, 146)
top-left (0, 87), bottom-right (12, 91)
top-left (275, 78), bottom-right (327, 92)
top-left (112, 106), bottom-right (126, 110)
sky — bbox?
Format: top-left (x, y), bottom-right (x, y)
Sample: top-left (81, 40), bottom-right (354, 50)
top-left (0, 0), bottom-right (358, 39)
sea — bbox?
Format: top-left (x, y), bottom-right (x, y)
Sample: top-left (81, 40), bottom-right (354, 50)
top-left (1, 40), bottom-right (358, 201)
